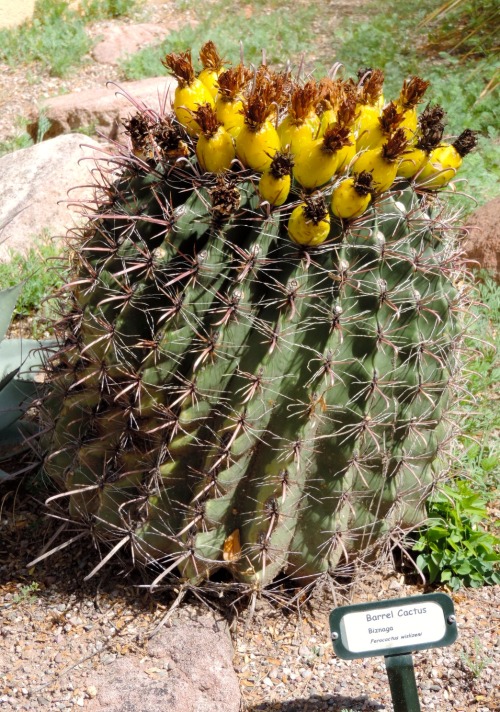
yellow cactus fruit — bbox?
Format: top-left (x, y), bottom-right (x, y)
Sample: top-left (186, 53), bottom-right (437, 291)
top-left (162, 50), bottom-right (214, 136)
top-left (398, 103), bottom-right (446, 178)
top-left (397, 146), bottom-right (429, 179)
top-left (334, 94), bottom-right (360, 172)
top-left (215, 64), bottom-right (252, 138)
top-left (357, 101), bottom-right (404, 152)
top-left (352, 128), bottom-right (408, 193)
top-left (355, 68), bottom-right (385, 136)
top-left (198, 41), bottom-right (226, 99)
top-left (278, 80), bottom-right (320, 154)
top-left (395, 76), bottom-right (430, 143)
top-left (355, 103), bottom-right (378, 139)
top-left (258, 151), bottom-right (294, 206)
top-left (293, 125), bottom-right (352, 190)
top-left (399, 105), bottom-right (446, 178)
top-left (194, 104), bottom-right (235, 173)
top-left (236, 121), bottom-right (281, 172)
top-left (316, 78), bottom-right (343, 137)
top-left (331, 171), bottom-right (374, 219)
top-left (235, 76), bottom-right (282, 172)
top-left (318, 108), bottom-right (335, 138)
top-left (336, 139), bottom-right (357, 174)
top-left (288, 193), bottom-right (331, 246)
top-left (216, 98), bottom-right (245, 137)
top-left (416, 129), bottom-right (477, 189)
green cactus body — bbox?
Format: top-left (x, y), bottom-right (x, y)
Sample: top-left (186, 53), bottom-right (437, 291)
top-left (40, 56), bottom-right (470, 590)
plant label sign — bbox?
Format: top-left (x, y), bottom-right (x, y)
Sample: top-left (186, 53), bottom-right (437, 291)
top-left (329, 593), bottom-right (457, 660)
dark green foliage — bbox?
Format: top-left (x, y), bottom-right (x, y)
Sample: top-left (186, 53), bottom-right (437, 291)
top-left (0, 240), bottom-right (65, 322)
top-left (413, 482), bottom-right (500, 589)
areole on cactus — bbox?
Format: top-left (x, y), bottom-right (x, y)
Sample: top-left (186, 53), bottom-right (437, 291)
top-left (36, 42), bottom-right (477, 592)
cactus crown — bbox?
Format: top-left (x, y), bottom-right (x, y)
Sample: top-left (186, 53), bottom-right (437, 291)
top-left (322, 124), bottom-right (352, 153)
top-left (289, 80), bottom-right (321, 123)
top-left (162, 49), bottom-right (196, 86)
top-left (398, 76), bottom-right (430, 109)
top-left (268, 150), bottom-right (294, 178)
top-left (357, 68), bottom-right (385, 105)
top-left (453, 129), bottom-right (478, 156)
top-left (199, 40), bottom-right (225, 70)
top-left (217, 64), bottom-right (252, 99)
top-left (378, 101), bottom-right (405, 134)
top-left (381, 128), bottom-right (408, 161)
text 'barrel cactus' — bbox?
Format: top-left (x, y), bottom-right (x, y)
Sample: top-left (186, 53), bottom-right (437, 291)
top-left (39, 43), bottom-right (475, 590)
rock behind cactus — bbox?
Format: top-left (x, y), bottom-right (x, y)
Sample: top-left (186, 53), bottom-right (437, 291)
top-left (39, 48), bottom-right (472, 590)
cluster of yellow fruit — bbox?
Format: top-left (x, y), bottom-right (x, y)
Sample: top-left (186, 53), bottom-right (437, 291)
top-left (162, 42), bottom-right (476, 246)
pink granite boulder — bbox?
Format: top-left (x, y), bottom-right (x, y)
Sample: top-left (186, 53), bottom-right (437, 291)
top-left (0, 134), bottom-right (105, 260)
top-left (85, 614), bottom-right (241, 712)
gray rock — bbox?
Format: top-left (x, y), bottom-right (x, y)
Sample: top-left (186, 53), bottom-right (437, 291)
top-left (27, 77), bottom-right (177, 142)
top-left (0, 134), bottom-right (103, 260)
top-left (85, 614), bottom-right (240, 712)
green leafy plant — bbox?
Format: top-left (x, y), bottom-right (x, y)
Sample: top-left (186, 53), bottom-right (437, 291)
top-left (0, 115), bottom-right (35, 157)
top-left (0, 238), bottom-right (65, 324)
top-left (0, 0), bottom-right (92, 77)
top-left (413, 481), bottom-right (500, 590)
top-left (76, 122), bottom-right (100, 138)
top-left (0, 110), bottom-right (51, 157)
top-left (0, 219), bottom-right (60, 480)
top-left (35, 109), bottom-right (52, 144)
top-left (80, 0), bottom-right (141, 21)
top-left (459, 637), bottom-right (493, 679)
top-left (12, 581), bottom-right (40, 605)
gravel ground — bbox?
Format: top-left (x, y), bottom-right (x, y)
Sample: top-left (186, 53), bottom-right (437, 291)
top-left (1, 483), bottom-right (499, 712)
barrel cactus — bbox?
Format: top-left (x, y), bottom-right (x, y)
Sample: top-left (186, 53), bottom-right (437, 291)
top-left (38, 45), bottom-right (476, 590)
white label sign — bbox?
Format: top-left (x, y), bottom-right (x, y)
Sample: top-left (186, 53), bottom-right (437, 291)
top-left (341, 600), bottom-right (447, 654)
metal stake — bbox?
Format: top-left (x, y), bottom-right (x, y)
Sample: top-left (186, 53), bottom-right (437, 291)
top-left (384, 653), bottom-right (421, 712)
